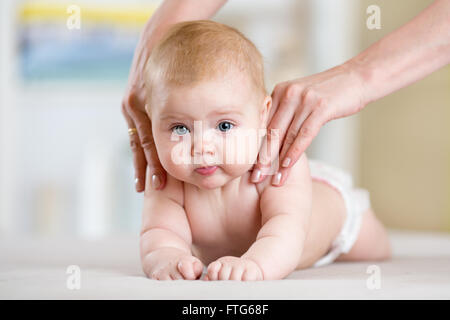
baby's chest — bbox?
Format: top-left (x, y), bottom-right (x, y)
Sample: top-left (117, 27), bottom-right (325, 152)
top-left (184, 190), bottom-right (262, 249)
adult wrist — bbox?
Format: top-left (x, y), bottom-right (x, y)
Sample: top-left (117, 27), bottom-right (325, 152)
top-left (343, 55), bottom-right (376, 108)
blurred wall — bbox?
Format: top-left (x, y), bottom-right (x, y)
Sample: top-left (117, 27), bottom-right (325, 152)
top-left (0, 0), bottom-right (18, 237)
top-left (218, 0), bottom-right (363, 182)
top-left (358, 0), bottom-right (450, 231)
top-left (1, 0), bottom-right (449, 238)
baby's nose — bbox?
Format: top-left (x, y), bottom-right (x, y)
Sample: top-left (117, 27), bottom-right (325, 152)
top-left (192, 130), bottom-right (216, 157)
top-left (192, 137), bottom-right (215, 156)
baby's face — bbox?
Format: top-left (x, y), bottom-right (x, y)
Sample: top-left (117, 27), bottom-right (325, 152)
top-left (149, 74), bottom-right (271, 189)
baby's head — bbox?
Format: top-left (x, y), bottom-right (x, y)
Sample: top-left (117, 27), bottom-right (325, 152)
top-left (145, 20), bottom-right (272, 189)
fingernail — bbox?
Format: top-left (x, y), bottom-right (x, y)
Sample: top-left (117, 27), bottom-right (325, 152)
top-left (251, 169), bottom-right (261, 183)
top-left (135, 178), bottom-right (141, 190)
top-left (272, 172), bottom-right (282, 185)
top-left (282, 157), bottom-right (291, 168)
top-left (151, 174), bottom-right (161, 189)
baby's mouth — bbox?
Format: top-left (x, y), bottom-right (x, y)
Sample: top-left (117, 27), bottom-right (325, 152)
top-left (194, 166), bottom-right (218, 176)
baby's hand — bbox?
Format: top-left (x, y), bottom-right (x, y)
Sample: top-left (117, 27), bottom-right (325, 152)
top-left (205, 256), bottom-right (263, 281)
top-left (148, 252), bottom-right (204, 280)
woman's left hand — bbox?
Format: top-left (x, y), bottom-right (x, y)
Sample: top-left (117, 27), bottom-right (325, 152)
top-left (251, 62), bottom-right (367, 186)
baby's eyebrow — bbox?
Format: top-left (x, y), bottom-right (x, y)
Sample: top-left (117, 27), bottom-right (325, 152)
top-left (159, 108), bottom-right (244, 121)
top-left (207, 108), bottom-right (244, 117)
top-left (159, 113), bottom-right (192, 121)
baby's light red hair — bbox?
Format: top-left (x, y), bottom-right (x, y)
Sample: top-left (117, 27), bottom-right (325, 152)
top-left (145, 20), bottom-right (266, 107)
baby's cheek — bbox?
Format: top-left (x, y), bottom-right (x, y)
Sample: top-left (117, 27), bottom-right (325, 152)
top-left (223, 163), bottom-right (254, 178)
top-left (158, 143), bottom-right (192, 179)
top-left (169, 141), bottom-right (191, 166)
top-left (222, 132), bottom-right (259, 166)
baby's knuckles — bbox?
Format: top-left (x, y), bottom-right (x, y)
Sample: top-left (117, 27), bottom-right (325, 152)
top-left (149, 253), bottom-right (201, 280)
top-left (208, 256), bottom-right (263, 281)
top-left (178, 256), bottom-right (203, 280)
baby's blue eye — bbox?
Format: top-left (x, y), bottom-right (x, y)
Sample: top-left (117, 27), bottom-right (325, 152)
top-left (172, 125), bottom-right (189, 135)
top-left (217, 121), bottom-right (234, 132)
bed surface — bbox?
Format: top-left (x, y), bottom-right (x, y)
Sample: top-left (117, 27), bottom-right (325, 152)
top-left (1, 230), bottom-right (449, 299)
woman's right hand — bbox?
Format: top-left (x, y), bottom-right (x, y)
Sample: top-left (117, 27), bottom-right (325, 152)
top-left (121, 19), bottom-right (168, 193)
top-left (120, 5), bottom-right (171, 193)
top-left (121, 0), bottom-right (227, 192)
top-left (122, 81), bottom-right (166, 192)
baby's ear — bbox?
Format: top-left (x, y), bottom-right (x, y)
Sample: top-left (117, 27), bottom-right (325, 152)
top-left (260, 95), bottom-right (272, 127)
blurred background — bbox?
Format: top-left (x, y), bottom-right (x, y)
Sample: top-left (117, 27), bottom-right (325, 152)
top-left (0, 0), bottom-right (448, 239)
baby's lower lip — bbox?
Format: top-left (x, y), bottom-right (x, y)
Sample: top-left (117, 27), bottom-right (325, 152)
top-left (195, 166), bottom-right (218, 176)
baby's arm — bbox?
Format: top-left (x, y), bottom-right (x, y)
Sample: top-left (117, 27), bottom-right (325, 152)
top-left (206, 154), bottom-right (312, 280)
top-left (140, 172), bottom-right (203, 280)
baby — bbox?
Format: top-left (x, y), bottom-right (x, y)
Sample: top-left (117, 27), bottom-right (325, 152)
top-left (140, 20), bottom-right (391, 281)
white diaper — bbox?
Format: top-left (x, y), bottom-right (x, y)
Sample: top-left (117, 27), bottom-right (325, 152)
top-left (308, 159), bottom-right (371, 267)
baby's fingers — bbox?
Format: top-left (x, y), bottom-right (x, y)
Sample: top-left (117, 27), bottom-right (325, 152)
top-left (178, 259), bottom-right (203, 280)
top-left (218, 264), bottom-right (232, 280)
top-left (207, 261), bottom-right (222, 281)
top-left (229, 266), bottom-right (244, 281)
top-left (170, 270), bottom-right (184, 280)
top-left (151, 269), bottom-right (172, 280)
top-left (242, 267), bottom-right (263, 281)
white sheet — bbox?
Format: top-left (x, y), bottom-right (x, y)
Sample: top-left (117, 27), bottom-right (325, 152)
top-left (1, 230), bottom-right (449, 299)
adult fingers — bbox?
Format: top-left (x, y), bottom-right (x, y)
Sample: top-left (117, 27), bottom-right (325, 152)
top-left (283, 110), bottom-right (327, 171)
top-left (249, 82), bottom-right (284, 183)
top-left (267, 82), bottom-right (285, 122)
top-left (271, 110), bottom-right (326, 187)
top-left (278, 89), bottom-right (318, 166)
top-left (251, 85), bottom-right (301, 183)
top-left (129, 128), bottom-right (148, 192)
top-left (271, 110), bottom-right (303, 186)
top-left (131, 106), bottom-right (167, 191)
top-left (122, 102), bottom-right (147, 192)
top-left (278, 110), bottom-right (310, 165)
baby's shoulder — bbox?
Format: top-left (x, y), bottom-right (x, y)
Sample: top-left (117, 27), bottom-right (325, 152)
top-left (254, 153), bottom-right (312, 196)
top-left (144, 171), bottom-right (185, 207)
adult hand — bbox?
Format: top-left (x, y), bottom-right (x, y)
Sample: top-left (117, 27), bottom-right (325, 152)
top-left (252, 0), bottom-right (450, 187)
top-left (251, 62), bottom-right (366, 186)
top-left (122, 81), bottom-right (166, 192)
top-left (121, 29), bottom-right (167, 192)
top-left (121, 0), bottom-right (227, 192)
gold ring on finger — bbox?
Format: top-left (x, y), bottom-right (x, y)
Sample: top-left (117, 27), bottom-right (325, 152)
top-left (128, 128), bottom-right (138, 136)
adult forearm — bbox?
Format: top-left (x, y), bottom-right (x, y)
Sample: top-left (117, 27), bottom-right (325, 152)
top-left (130, 0), bottom-right (227, 84)
top-left (350, 0), bottom-right (450, 105)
